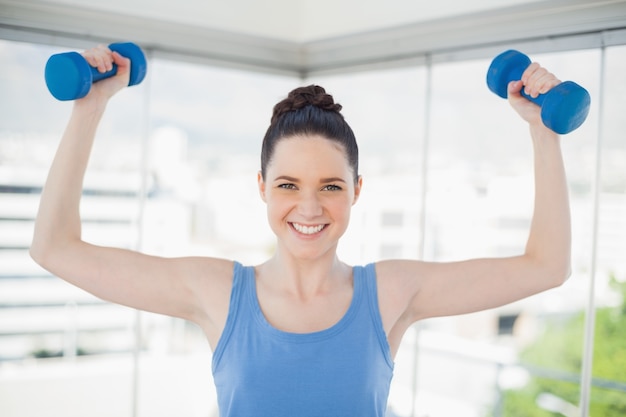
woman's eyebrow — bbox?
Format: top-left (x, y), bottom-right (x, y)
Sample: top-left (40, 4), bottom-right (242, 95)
top-left (274, 175), bottom-right (299, 182)
top-left (320, 177), bottom-right (347, 184)
top-left (273, 175), bottom-right (347, 184)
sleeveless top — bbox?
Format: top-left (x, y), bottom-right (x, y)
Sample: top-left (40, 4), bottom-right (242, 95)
top-left (211, 262), bottom-right (394, 417)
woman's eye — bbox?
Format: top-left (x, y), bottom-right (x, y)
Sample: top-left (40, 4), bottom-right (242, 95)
top-left (278, 183), bottom-right (297, 190)
top-left (322, 184), bottom-right (342, 191)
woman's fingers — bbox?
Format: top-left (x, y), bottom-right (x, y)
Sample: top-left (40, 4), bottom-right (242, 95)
top-left (83, 44), bottom-right (113, 73)
top-left (522, 62), bottom-right (561, 98)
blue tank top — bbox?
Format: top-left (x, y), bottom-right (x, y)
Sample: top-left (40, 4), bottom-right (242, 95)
top-left (212, 262), bottom-right (394, 417)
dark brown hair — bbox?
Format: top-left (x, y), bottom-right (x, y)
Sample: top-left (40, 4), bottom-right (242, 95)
top-left (260, 85), bottom-right (359, 182)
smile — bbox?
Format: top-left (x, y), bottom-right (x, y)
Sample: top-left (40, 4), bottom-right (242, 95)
top-left (291, 222), bottom-right (326, 235)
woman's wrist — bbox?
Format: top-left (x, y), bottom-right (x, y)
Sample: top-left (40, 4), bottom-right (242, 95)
top-left (529, 122), bottom-right (559, 146)
top-left (72, 96), bottom-right (108, 123)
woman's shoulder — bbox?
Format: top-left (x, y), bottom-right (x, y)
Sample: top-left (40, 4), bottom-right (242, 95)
top-left (370, 259), bottom-right (428, 314)
top-left (372, 258), bottom-right (428, 281)
top-left (183, 256), bottom-right (237, 282)
top-left (181, 256), bottom-right (237, 313)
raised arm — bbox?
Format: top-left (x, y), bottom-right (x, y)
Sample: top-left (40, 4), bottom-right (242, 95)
top-left (377, 62), bottom-right (572, 341)
top-left (30, 46), bottom-right (232, 344)
top-left (510, 63), bottom-right (572, 283)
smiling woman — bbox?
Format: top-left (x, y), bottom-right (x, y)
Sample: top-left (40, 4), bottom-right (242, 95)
top-left (29, 44), bottom-right (572, 417)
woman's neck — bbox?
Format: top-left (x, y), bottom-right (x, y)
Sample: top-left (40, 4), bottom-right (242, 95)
top-left (257, 250), bottom-right (352, 300)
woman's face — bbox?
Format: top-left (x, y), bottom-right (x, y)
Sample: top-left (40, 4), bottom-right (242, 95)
top-left (258, 135), bottom-right (362, 261)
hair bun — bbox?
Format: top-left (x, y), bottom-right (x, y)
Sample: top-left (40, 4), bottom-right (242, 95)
top-left (271, 85), bottom-right (342, 124)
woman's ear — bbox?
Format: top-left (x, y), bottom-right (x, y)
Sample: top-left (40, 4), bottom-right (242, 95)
top-left (257, 171), bottom-right (267, 202)
top-left (352, 175), bottom-right (363, 205)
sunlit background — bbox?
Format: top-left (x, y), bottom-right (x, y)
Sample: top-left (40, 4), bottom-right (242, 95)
top-left (1, 1), bottom-right (625, 416)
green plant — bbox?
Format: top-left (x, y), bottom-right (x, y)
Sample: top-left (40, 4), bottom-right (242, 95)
top-left (494, 273), bottom-right (626, 417)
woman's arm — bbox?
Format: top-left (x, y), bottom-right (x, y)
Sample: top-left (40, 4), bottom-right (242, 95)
top-left (30, 46), bottom-right (232, 333)
top-left (378, 63), bottom-right (572, 335)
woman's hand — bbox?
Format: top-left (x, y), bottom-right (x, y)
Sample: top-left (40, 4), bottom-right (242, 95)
top-left (79, 44), bottom-right (131, 104)
top-left (507, 62), bottom-right (561, 128)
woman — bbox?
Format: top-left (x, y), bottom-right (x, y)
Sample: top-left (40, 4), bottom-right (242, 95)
top-left (31, 44), bottom-right (571, 416)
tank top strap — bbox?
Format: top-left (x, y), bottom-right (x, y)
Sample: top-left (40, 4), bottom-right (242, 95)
top-left (211, 261), bottom-right (248, 372)
top-left (358, 262), bottom-right (394, 369)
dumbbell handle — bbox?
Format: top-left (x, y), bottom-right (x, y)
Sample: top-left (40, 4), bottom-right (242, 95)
top-left (519, 82), bottom-right (547, 107)
top-left (91, 59), bottom-right (119, 83)
top-left (90, 42), bottom-right (147, 83)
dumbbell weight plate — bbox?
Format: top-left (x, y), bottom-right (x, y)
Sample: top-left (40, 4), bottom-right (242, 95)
top-left (541, 81), bottom-right (591, 135)
top-left (108, 42), bottom-right (147, 87)
top-left (45, 52), bottom-right (94, 101)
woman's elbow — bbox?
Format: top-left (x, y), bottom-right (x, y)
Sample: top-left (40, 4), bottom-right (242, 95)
top-left (526, 245), bottom-right (571, 289)
top-left (29, 234), bottom-right (66, 271)
top-left (30, 239), bottom-right (51, 270)
top-left (546, 259), bottom-right (572, 289)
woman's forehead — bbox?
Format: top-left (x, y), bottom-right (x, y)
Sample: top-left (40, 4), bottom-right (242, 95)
top-left (268, 136), bottom-right (351, 176)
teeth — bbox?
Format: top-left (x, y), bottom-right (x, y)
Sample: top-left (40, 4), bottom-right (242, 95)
top-left (292, 223), bottom-right (325, 235)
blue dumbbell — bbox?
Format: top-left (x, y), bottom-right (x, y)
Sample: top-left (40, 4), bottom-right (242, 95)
top-left (45, 42), bottom-right (147, 101)
top-left (486, 49), bottom-right (590, 134)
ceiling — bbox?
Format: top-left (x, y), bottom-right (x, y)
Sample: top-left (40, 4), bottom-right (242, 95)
top-left (1, 0), bottom-right (626, 76)
top-left (3, 0), bottom-right (547, 42)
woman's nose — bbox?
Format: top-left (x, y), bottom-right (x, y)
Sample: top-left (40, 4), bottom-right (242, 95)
top-left (297, 191), bottom-right (323, 217)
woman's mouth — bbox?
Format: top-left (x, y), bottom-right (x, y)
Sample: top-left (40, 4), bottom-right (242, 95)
top-left (290, 222), bottom-right (326, 235)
